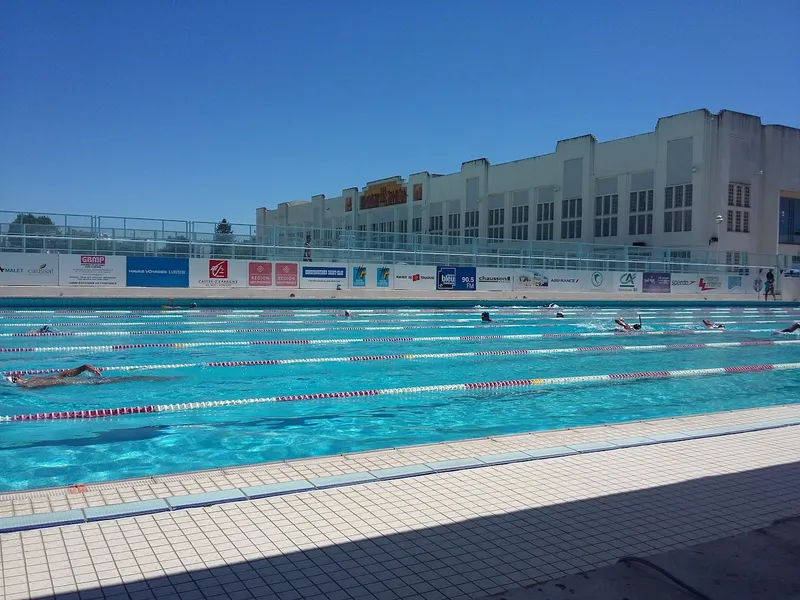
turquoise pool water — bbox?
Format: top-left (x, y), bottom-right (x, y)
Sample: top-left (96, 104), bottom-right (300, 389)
top-left (1, 305), bottom-right (799, 491)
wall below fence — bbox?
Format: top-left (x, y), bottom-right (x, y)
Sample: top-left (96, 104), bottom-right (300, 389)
top-left (0, 252), bottom-right (784, 297)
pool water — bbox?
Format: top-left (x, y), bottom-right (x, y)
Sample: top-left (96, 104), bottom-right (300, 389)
top-left (1, 305), bottom-right (799, 491)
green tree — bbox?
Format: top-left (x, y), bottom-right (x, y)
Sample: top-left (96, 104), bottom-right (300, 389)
top-left (213, 219), bottom-right (234, 258)
top-left (7, 213), bottom-right (62, 250)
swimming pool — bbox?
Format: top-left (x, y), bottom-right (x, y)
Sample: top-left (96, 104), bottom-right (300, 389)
top-left (1, 304), bottom-right (799, 491)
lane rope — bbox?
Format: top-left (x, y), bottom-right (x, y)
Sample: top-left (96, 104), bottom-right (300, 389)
top-left (1, 328), bottom-right (779, 354)
top-left (4, 339), bottom-right (798, 377)
top-left (3, 361), bottom-right (798, 422)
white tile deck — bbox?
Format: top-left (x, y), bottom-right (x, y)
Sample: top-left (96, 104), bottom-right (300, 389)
top-left (1, 407), bottom-right (800, 599)
top-left (2, 403), bottom-right (800, 520)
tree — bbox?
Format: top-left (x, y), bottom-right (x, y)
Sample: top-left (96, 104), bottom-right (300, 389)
top-left (213, 218), bottom-right (234, 258)
top-left (7, 213), bottom-right (62, 250)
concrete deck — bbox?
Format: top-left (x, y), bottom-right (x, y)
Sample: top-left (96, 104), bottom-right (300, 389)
top-left (1, 405), bottom-right (799, 599)
top-left (0, 285), bottom-right (774, 303)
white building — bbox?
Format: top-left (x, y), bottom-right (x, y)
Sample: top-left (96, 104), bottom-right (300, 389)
top-left (256, 109), bottom-right (800, 266)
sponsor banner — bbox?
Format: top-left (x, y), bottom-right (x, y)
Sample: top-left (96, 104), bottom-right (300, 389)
top-left (696, 274), bottom-right (725, 294)
top-left (274, 262), bottom-right (299, 288)
top-left (0, 253), bottom-right (58, 286)
top-left (476, 268), bottom-right (514, 291)
top-left (643, 272), bottom-right (671, 294)
top-left (612, 271), bottom-right (642, 293)
top-left (393, 265), bottom-right (436, 290)
top-left (300, 265), bottom-right (348, 289)
top-left (59, 254), bottom-right (126, 286)
top-left (436, 266), bottom-right (476, 291)
top-left (126, 257), bottom-right (189, 288)
top-left (350, 264), bottom-right (393, 289)
top-left (513, 269), bottom-right (549, 290)
top-left (248, 262), bottom-right (273, 287)
top-left (189, 258), bottom-right (247, 288)
top-left (584, 271), bottom-right (607, 292)
top-left (547, 270), bottom-right (583, 293)
top-left (669, 273), bottom-right (699, 293)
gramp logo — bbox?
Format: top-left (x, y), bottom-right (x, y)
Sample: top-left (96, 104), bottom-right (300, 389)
top-left (81, 255), bottom-right (106, 265)
top-left (437, 267), bottom-right (457, 290)
top-left (209, 260), bottom-right (228, 279)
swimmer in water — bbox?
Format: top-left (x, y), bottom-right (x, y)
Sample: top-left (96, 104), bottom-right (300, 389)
top-left (344, 310), bottom-right (353, 318)
top-left (778, 322), bottom-right (800, 334)
top-left (615, 318), bottom-right (641, 331)
top-left (702, 319), bottom-right (725, 329)
top-left (555, 312), bottom-right (565, 318)
top-left (5, 364), bottom-right (177, 389)
top-left (28, 325), bottom-right (54, 334)
top-left (481, 311), bottom-right (493, 323)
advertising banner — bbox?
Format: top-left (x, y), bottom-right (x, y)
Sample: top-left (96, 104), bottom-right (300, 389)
top-left (669, 273), bottom-right (700, 293)
top-left (513, 269), bottom-right (549, 290)
top-left (126, 257), bottom-right (189, 288)
top-left (476, 268), bottom-right (514, 291)
top-left (248, 262), bottom-right (273, 287)
top-left (189, 258), bottom-right (247, 288)
top-left (350, 264), bottom-right (393, 289)
top-left (611, 271), bottom-right (642, 294)
top-left (583, 271), bottom-right (608, 292)
top-left (300, 265), bottom-right (348, 289)
top-left (274, 262), bottom-right (299, 288)
top-left (0, 253), bottom-right (58, 286)
top-left (436, 266), bottom-right (476, 291)
top-left (643, 272), bottom-right (671, 293)
top-left (546, 271), bottom-right (583, 293)
top-left (393, 265), bottom-right (436, 290)
top-left (59, 254), bottom-right (126, 286)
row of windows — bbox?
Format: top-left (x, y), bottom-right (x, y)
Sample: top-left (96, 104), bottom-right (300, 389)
top-left (356, 183), bottom-right (752, 241)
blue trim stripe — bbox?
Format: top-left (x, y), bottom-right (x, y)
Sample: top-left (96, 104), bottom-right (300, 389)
top-left (1, 417), bottom-right (798, 533)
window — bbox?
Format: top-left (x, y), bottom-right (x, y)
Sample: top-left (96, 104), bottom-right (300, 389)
top-left (429, 215), bottom-right (443, 245)
top-left (464, 210), bottom-right (479, 241)
top-left (664, 184), bottom-right (693, 233)
top-left (536, 202), bottom-right (554, 241)
top-left (594, 194), bottom-right (618, 238)
top-left (511, 205), bottom-right (529, 240)
top-left (727, 184), bottom-right (751, 233)
top-left (779, 197), bottom-right (800, 244)
top-left (560, 198), bottom-right (582, 240)
top-left (726, 251), bottom-right (750, 275)
top-left (378, 221), bottom-right (394, 248)
top-left (488, 208), bottom-right (505, 243)
top-left (412, 217), bottom-right (422, 234)
top-left (447, 213), bottom-right (461, 245)
top-left (398, 219), bottom-right (408, 245)
top-left (628, 189), bottom-right (654, 236)
top-left (668, 250), bottom-right (691, 272)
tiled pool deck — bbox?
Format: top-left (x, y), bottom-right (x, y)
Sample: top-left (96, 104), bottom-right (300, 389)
top-left (1, 404), bottom-right (800, 599)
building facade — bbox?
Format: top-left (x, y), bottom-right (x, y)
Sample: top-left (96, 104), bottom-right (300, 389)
top-left (256, 109), bottom-right (800, 266)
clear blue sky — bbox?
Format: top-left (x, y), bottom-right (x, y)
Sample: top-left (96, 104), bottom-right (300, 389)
top-left (1, 0), bottom-right (798, 228)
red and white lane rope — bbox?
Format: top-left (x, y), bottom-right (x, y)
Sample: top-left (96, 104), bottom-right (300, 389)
top-left (3, 361), bottom-right (798, 422)
top-left (5, 339), bottom-right (798, 377)
top-left (0, 328), bottom-right (770, 354)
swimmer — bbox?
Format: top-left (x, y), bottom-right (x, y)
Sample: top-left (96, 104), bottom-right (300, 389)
top-left (28, 325), bottom-right (54, 334)
top-left (615, 318), bottom-right (641, 331)
top-left (555, 312), bottom-right (565, 318)
top-left (344, 310), bottom-right (353, 318)
top-left (481, 311), bottom-right (493, 323)
top-left (5, 364), bottom-right (178, 389)
top-left (778, 322), bottom-right (800, 334)
top-left (702, 319), bottom-right (725, 329)
top-left (544, 303), bottom-right (560, 308)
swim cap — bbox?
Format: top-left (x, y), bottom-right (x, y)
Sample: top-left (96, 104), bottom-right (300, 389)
top-left (2, 376), bottom-right (13, 384)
